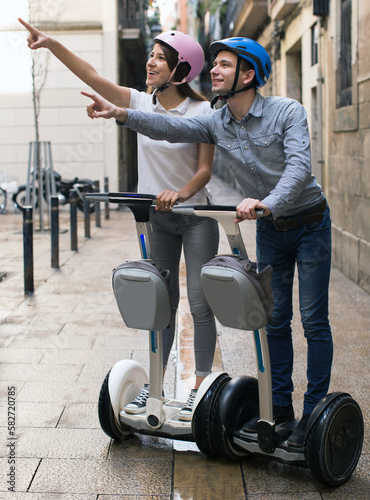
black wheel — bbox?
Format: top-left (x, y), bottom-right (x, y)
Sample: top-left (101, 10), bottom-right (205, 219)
top-left (305, 394), bottom-right (364, 486)
top-left (12, 187), bottom-right (33, 211)
top-left (0, 187), bottom-right (7, 214)
top-left (215, 376), bottom-right (259, 460)
top-left (192, 373), bottom-right (231, 457)
top-left (77, 183), bottom-right (95, 213)
top-left (98, 370), bottom-right (133, 441)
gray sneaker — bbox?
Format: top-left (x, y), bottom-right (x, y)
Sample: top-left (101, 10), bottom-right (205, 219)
top-left (178, 389), bottom-right (198, 421)
top-left (124, 384), bottom-right (149, 414)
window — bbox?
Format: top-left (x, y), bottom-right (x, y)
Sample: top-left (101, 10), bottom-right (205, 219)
top-left (337, 0), bottom-right (352, 107)
top-left (311, 23), bottom-right (318, 66)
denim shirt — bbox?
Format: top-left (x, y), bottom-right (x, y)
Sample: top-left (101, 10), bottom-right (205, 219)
top-left (121, 93), bottom-right (324, 219)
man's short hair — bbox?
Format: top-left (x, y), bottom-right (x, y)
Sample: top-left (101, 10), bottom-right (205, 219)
top-left (239, 58), bottom-right (257, 87)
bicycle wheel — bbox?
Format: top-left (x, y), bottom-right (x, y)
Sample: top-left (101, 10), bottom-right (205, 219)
top-left (0, 187), bottom-right (7, 214)
top-left (77, 183), bottom-right (95, 213)
top-left (12, 186), bottom-right (38, 211)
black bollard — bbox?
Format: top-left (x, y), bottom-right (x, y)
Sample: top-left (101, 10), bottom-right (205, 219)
top-left (51, 195), bottom-right (59, 268)
top-left (69, 189), bottom-right (78, 251)
top-left (104, 176), bottom-right (109, 219)
top-left (23, 206), bottom-right (34, 294)
top-left (83, 190), bottom-right (91, 238)
top-left (94, 180), bottom-right (101, 228)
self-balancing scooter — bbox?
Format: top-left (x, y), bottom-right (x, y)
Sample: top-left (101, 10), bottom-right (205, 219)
top-left (85, 192), bottom-right (230, 453)
top-left (172, 204), bottom-right (364, 486)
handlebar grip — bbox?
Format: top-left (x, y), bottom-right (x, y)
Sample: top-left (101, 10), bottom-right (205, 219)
top-left (172, 205), bottom-right (265, 218)
top-left (85, 193), bottom-right (109, 202)
top-left (85, 192), bottom-right (156, 205)
top-left (85, 192), bottom-right (181, 207)
top-left (108, 192), bottom-right (155, 204)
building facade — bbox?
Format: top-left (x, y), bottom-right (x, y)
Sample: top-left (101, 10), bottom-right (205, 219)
top-left (210, 0), bottom-right (370, 292)
top-left (0, 0), bottom-right (149, 193)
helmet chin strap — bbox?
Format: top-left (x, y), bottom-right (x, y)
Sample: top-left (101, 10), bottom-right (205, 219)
top-left (152, 84), bottom-right (171, 105)
top-left (211, 57), bottom-right (254, 108)
top-left (152, 64), bottom-right (187, 105)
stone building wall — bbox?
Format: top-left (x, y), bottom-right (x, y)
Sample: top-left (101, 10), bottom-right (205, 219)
top-left (326, 0), bottom-right (370, 292)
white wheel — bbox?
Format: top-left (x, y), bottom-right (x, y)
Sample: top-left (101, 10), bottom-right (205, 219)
top-left (98, 360), bottom-right (148, 440)
top-left (98, 370), bottom-right (130, 440)
top-left (108, 359), bottom-right (148, 422)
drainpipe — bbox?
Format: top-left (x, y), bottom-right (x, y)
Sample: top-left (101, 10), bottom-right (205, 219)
top-left (272, 21), bottom-right (282, 96)
top-left (316, 17), bottom-right (325, 187)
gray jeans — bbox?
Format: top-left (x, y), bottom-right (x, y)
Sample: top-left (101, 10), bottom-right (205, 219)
top-left (150, 209), bottom-right (219, 377)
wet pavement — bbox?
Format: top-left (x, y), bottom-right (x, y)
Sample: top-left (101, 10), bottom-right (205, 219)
top-left (0, 176), bottom-right (369, 499)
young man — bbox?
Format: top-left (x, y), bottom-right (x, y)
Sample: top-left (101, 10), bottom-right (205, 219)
top-left (83, 37), bottom-right (333, 447)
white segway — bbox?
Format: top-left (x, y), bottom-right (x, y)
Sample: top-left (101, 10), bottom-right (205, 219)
top-left (85, 192), bottom-right (230, 452)
top-left (172, 204), bottom-right (364, 486)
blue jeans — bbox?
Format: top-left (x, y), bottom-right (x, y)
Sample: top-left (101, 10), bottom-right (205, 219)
top-left (150, 209), bottom-right (219, 377)
top-left (256, 206), bottom-right (333, 414)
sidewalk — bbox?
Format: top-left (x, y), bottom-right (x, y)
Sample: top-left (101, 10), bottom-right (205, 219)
top-left (0, 177), bottom-right (369, 499)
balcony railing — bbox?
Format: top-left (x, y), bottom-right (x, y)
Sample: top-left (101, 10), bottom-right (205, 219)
top-left (223, 0), bottom-right (245, 37)
top-left (223, 0), bottom-right (269, 39)
top-left (118, 0), bottom-right (147, 33)
top-left (268, 0), bottom-right (299, 21)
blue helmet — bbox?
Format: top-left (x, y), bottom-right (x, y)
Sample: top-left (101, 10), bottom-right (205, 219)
top-left (209, 37), bottom-right (271, 88)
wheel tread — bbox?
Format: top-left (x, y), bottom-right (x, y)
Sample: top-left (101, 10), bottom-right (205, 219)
top-left (98, 370), bottom-right (132, 441)
top-left (192, 373), bottom-right (231, 457)
top-left (305, 394), bottom-right (363, 486)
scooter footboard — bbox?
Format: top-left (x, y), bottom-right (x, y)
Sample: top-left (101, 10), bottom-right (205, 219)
top-left (201, 255), bottom-right (273, 331)
top-left (112, 260), bottom-right (172, 331)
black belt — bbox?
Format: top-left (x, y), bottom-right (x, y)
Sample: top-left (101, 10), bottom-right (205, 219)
top-left (271, 199), bottom-right (327, 232)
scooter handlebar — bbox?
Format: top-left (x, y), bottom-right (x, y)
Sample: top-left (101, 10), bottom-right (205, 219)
top-left (172, 205), bottom-right (265, 219)
top-left (85, 192), bottom-right (156, 204)
top-left (84, 192), bottom-right (180, 207)
top-left (85, 193), bottom-right (109, 202)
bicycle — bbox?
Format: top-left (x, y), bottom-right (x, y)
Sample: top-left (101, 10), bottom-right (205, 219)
top-left (0, 187), bottom-right (7, 214)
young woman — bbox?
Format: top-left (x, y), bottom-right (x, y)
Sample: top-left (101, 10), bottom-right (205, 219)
top-left (19, 19), bottom-right (219, 420)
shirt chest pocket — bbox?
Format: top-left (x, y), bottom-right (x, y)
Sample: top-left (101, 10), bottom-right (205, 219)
top-left (218, 138), bottom-right (241, 159)
top-left (253, 134), bottom-right (284, 163)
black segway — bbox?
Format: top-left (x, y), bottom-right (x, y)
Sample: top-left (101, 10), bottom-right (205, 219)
top-left (85, 192), bottom-right (230, 454)
top-left (172, 204), bottom-right (364, 487)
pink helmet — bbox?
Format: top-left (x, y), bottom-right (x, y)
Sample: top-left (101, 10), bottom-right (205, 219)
top-left (154, 31), bottom-right (205, 83)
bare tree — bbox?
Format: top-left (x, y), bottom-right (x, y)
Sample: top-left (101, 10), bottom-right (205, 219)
top-left (28, 0), bottom-right (73, 143)
top-left (26, 0), bottom-right (70, 229)
top-left (29, 11), bottom-right (49, 149)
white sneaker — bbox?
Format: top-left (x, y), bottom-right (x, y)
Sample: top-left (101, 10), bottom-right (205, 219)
top-left (124, 384), bottom-right (149, 414)
top-left (178, 389), bottom-right (198, 421)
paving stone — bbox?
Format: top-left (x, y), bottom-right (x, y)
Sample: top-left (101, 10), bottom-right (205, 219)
top-left (17, 381), bottom-right (101, 404)
top-left (0, 401), bottom-right (65, 428)
top-left (107, 433), bottom-right (173, 460)
top-left (242, 457), bottom-right (320, 494)
top-left (40, 348), bottom-right (147, 366)
top-left (0, 457), bottom-right (40, 493)
top-left (29, 458), bottom-right (172, 495)
top-left (58, 403), bottom-right (100, 429)
top-left (10, 331), bottom-right (96, 350)
top-left (0, 494), bottom-right (96, 500)
top-left (0, 348), bottom-right (46, 364)
top-left (0, 363), bottom-right (83, 383)
top-left (7, 427), bottom-right (109, 460)
top-left (247, 494), bottom-right (321, 499)
top-left (174, 451), bottom-right (246, 499)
